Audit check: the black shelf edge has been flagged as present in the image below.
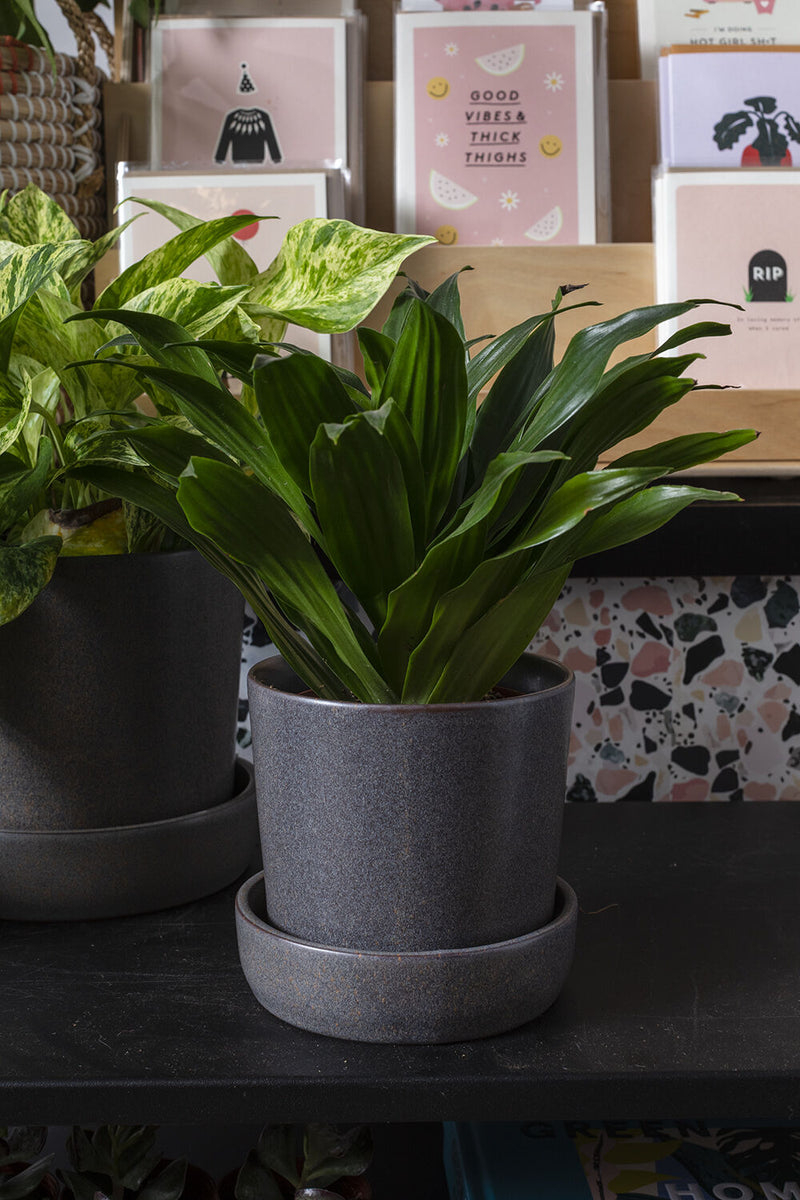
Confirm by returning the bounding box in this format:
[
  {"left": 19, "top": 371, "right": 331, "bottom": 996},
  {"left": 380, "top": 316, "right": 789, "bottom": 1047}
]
[{"left": 571, "top": 476, "right": 800, "bottom": 577}]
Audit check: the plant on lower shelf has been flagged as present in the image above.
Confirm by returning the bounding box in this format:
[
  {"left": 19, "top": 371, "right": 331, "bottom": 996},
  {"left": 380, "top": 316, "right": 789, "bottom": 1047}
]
[
  {"left": 71, "top": 263, "right": 758, "bottom": 704},
  {"left": 0, "top": 184, "right": 431, "bottom": 625},
  {"left": 0, "top": 1129, "right": 55, "bottom": 1200},
  {"left": 233, "top": 1126, "right": 372, "bottom": 1200},
  {"left": 59, "top": 1126, "right": 190, "bottom": 1200}
]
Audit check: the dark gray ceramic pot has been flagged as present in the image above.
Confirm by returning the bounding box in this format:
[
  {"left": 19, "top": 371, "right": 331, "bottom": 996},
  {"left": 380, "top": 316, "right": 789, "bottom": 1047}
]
[
  {"left": 0, "top": 550, "right": 242, "bottom": 831},
  {"left": 0, "top": 550, "right": 256, "bottom": 919},
  {"left": 246, "top": 652, "right": 575, "bottom": 953}
]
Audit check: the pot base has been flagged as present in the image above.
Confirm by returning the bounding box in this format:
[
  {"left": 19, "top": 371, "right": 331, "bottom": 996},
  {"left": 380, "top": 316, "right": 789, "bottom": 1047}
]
[
  {"left": 235, "top": 872, "right": 578, "bottom": 1044},
  {"left": 0, "top": 759, "right": 259, "bottom": 921}
]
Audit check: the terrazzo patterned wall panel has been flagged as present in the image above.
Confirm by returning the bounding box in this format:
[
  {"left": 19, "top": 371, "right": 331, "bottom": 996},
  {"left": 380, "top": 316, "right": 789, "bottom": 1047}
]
[{"left": 528, "top": 576, "right": 800, "bottom": 803}]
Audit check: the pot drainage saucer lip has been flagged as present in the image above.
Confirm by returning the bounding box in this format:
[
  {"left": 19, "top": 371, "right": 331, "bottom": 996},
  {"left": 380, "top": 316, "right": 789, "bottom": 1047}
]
[
  {"left": 0, "top": 758, "right": 260, "bottom": 922},
  {"left": 235, "top": 872, "right": 578, "bottom": 1045}
]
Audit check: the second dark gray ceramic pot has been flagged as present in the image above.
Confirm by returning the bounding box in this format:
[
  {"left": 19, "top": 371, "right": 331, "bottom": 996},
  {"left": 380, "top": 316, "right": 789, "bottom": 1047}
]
[
  {"left": 0, "top": 550, "right": 244, "bottom": 832},
  {"left": 247, "top": 652, "right": 575, "bottom": 953}
]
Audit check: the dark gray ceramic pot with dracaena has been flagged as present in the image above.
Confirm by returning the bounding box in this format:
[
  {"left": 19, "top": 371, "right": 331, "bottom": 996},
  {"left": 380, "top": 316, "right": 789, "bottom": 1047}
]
[{"left": 77, "top": 230, "right": 757, "bottom": 1040}]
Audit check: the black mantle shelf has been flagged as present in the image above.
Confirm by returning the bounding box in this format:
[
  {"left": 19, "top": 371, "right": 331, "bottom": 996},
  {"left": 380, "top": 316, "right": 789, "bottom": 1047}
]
[
  {"left": 2, "top": 802, "right": 799, "bottom": 1125},
  {"left": 572, "top": 475, "right": 800, "bottom": 577}
]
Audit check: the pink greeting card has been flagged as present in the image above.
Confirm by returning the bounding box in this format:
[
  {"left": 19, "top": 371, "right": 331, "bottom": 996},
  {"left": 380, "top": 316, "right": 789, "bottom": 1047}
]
[
  {"left": 150, "top": 17, "right": 349, "bottom": 171},
  {"left": 654, "top": 168, "right": 800, "bottom": 389},
  {"left": 394, "top": 10, "right": 597, "bottom": 247},
  {"left": 116, "top": 166, "right": 341, "bottom": 358}
]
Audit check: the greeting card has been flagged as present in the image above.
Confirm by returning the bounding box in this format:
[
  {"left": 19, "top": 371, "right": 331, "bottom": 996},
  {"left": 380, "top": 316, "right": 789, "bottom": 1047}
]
[
  {"left": 394, "top": 9, "right": 599, "bottom": 247},
  {"left": 659, "top": 45, "right": 800, "bottom": 168},
  {"left": 654, "top": 167, "right": 800, "bottom": 389},
  {"left": 150, "top": 17, "right": 362, "bottom": 215},
  {"left": 116, "top": 166, "right": 344, "bottom": 358},
  {"left": 637, "top": 0, "right": 800, "bottom": 81}
]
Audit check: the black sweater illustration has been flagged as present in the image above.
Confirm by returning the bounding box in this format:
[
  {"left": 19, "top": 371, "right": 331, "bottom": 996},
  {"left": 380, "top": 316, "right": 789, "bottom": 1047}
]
[{"left": 214, "top": 107, "right": 282, "bottom": 164}]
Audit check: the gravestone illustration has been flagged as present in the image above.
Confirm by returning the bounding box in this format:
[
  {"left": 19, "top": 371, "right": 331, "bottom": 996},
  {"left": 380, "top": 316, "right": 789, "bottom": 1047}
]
[{"left": 748, "top": 249, "right": 788, "bottom": 302}]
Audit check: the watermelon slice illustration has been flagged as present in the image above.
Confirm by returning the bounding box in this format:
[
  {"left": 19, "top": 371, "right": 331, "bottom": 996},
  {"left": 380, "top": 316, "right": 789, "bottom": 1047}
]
[
  {"left": 430, "top": 169, "right": 478, "bottom": 210},
  {"left": 524, "top": 206, "right": 563, "bottom": 242},
  {"left": 476, "top": 44, "right": 525, "bottom": 76}
]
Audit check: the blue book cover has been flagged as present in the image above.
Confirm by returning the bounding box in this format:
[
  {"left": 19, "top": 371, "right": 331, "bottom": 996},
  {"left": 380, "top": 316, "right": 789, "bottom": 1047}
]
[{"left": 444, "top": 1122, "right": 800, "bottom": 1200}]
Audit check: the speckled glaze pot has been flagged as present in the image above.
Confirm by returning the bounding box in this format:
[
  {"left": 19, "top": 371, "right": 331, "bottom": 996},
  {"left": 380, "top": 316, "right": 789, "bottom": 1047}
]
[
  {"left": 0, "top": 550, "right": 255, "bottom": 919},
  {"left": 240, "top": 652, "right": 576, "bottom": 1041}
]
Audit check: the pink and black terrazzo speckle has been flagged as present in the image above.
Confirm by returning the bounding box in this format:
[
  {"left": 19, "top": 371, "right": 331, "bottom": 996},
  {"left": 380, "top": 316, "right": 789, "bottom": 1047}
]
[{"left": 529, "top": 575, "right": 800, "bottom": 802}]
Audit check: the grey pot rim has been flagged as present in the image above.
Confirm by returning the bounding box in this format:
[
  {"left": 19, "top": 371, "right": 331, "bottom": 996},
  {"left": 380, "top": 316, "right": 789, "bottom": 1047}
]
[
  {"left": 237, "top": 872, "right": 577, "bottom": 959},
  {"left": 0, "top": 758, "right": 253, "bottom": 839},
  {"left": 248, "top": 650, "right": 574, "bottom": 712}
]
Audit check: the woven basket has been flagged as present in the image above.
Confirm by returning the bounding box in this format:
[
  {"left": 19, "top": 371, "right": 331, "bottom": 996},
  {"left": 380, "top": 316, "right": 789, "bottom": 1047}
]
[{"left": 0, "top": 0, "right": 116, "bottom": 237}]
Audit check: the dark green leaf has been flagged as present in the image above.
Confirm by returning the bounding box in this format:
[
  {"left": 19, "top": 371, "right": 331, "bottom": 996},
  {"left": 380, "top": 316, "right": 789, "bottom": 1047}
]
[
  {"left": 69, "top": 307, "right": 220, "bottom": 385},
  {"left": 254, "top": 1127, "right": 299, "bottom": 1188},
  {"left": 466, "top": 298, "right": 599, "bottom": 402},
  {"left": 610, "top": 428, "right": 758, "bottom": 474},
  {"left": 515, "top": 301, "right": 734, "bottom": 454},
  {"left": 381, "top": 299, "right": 467, "bottom": 534},
  {"left": 137, "top": 1158, "right": 187, "bottom": 1200},
  {"left": 254, "top": 354, "right": 361, "bottom": 496},
  {"left": 234, "top": 1153, "right": 285, "bottom": 1200},
  {"left": 177, "top": 458, "right": 396, "bottom": 702},
  {"left": 424, "top": 563, "right": 571, "bottom": 703},
  {"left": 424, "top": 267, "right": 473, "bottom": 341},
  {"left": 357, "top": 326, "right": 395, "bottom": 402},
  {"left": 470, "top": 316, "right": 556, "bottom": 477},
  {"left": 301, "top": 1126, "right": 372, "bottom": 1189},
  {"left": 67, "top": 463, "right": 351, "bottom": 700},
  {"left": 310, "top": 411, "right": 416, "bottom": 628}
]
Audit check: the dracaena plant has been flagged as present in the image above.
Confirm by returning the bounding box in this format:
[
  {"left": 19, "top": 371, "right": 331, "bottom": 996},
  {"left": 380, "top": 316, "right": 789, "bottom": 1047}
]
[
  {"left": 70, "top": 253, "right": 757, "bottom": 705},
  {"left": 0, "top": 183, "right": 431, "bottom": 624}
]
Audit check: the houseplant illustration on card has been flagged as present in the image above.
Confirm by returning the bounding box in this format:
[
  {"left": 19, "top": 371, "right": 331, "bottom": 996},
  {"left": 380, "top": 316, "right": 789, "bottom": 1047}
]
[
  {"left": 70, "top": 218, "right": 757, "bottom": 1041},
  {"left": 0, "top": 187, "right": 427, "bottom": 922},
  {"left": 215, "top": 62, "right": 282, "bottom": 166},
  {"left": 714, "top": 95, "right": 800, "bottom": 166}
]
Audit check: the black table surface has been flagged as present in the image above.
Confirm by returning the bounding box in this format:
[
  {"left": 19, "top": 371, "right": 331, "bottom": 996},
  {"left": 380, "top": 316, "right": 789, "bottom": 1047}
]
[{"left": 2, "top": 802, "right": 799, "bottom": 1126}]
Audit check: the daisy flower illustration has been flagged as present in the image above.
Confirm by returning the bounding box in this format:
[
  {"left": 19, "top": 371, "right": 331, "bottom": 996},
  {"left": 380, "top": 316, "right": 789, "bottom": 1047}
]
[
  {"left": 544, "top": 71, "right": 564, "bottom": 92},
  {"left": 491, "top": 237, "right": 505, "bottom": 246},
  {"left": 499, "top": 190, "right": 519, "bottom": 212},
  {"left": 444, "top": 41, "right": 459, "bottom": 57},
  {"left": 434, "top": 131, "right": 450, "bottom": 148}
]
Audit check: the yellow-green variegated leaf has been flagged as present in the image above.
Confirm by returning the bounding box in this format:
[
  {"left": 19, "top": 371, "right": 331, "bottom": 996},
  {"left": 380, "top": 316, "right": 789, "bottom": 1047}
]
[
  {"left": 249, "top": 219, "right": 435, "bottom": 334},
  {"left": 0, "top": 535, "right": 62, "bottom": 625},
  {"left": 21, "top": 505, "right": 127, "bottom": 556},
  {"left": 0, "top": 242, "right": 89, "bottom": 323},
  {"left": 119, "top": 278, "right": 251, "bottom": 340},
  {"left": 96, "top": 213, "right": 269, "bottom": 310},
  {"left": 0, "top": 183, "right": 79, "bottom": 246},
  {"left": 0, "top": 372, "right": 32, "bottom": 454},
  {"left": 119, "top": 196, "right": 260, "bottom": 286}
]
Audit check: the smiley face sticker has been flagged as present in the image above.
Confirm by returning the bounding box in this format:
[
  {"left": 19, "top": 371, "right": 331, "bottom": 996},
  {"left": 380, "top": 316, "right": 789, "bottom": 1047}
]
[
  {"left": 435, "top": 224, "right": 458, "bottom": 245},
  {"left": 427, "top": 77, "right": 450, "bottom": 100},
  {"left": 539, "top": 135, "right": 562, "bottom": 158}
]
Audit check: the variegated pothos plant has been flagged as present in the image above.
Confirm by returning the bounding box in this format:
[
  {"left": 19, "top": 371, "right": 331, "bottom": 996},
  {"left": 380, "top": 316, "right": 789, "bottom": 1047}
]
[{"left": 0, "top": 184, "right": 431, "bottom": 623}]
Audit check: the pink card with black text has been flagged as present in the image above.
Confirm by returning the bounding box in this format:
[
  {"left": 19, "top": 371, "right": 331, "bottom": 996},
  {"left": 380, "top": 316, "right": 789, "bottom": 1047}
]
[{"left": 394, "top": 9, "right": 598, "bottom": 247}]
